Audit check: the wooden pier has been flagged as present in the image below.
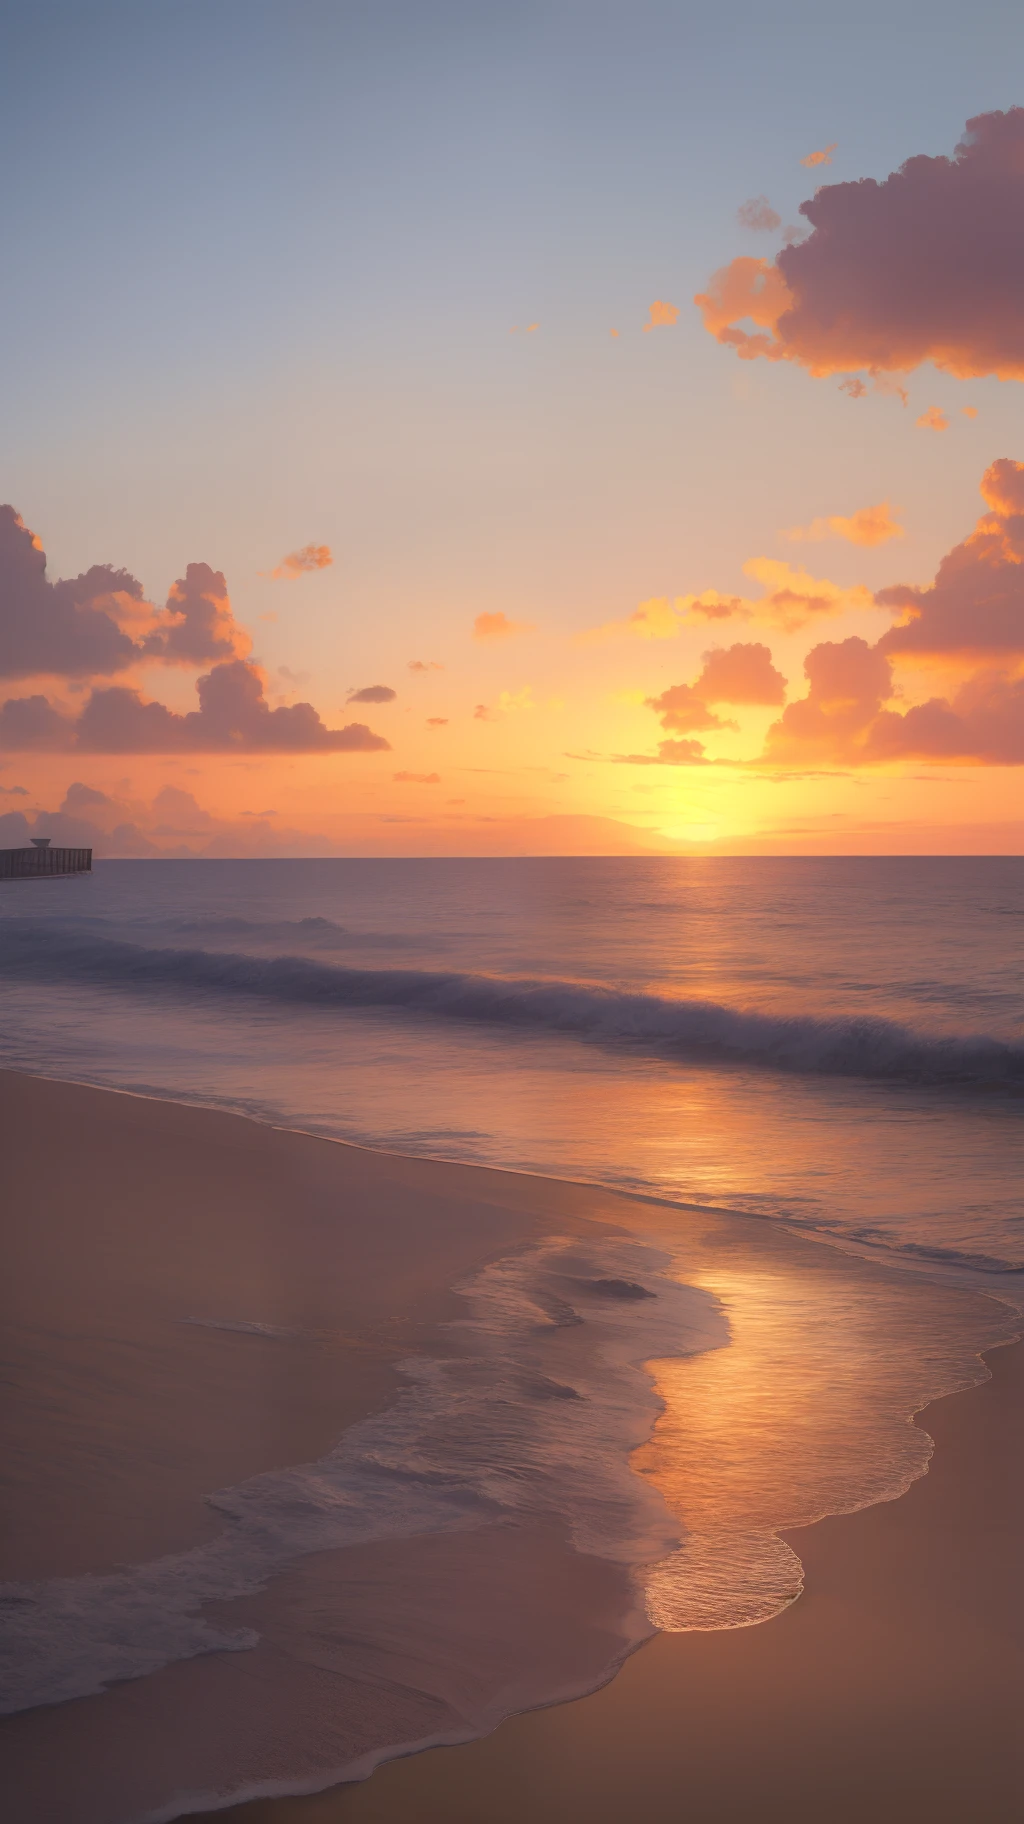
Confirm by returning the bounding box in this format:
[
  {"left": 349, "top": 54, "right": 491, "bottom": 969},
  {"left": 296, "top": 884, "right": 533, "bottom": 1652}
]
[{"left": 0, "top": 838, "right": 92, "bottom": 881}]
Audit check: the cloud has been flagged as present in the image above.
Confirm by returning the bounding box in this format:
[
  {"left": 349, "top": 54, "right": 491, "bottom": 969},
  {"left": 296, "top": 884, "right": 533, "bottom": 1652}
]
[
  {"left": 839, "top": 377, "right": 868, "bottom": 398},
  {"left": 876, "top": 458, "right": 1024, "bottom": 660},
  {"left": 408, "top": 659, "right": 444, "bottom": 672},
  {"left": 577, "top": 596, "right": 683, "bottom": 645},
  {"left": 800, "top": 142, "right": 837, "bottom": 169},
  {"left": 393, "top": 771, "right": 441, "bottom": 783},
  {"left": 472, "top": 612, "right": 534, "bottom": 640},
  {"left": 626, "top": 642, "right": 788, "bottom": 766},
  {"left": 347, "top": 684, "right": 396, "bottom": 703},
  {"left": 582, "top": 563, "right": 875, "bottom": 645},
  {"left": 963, "top": 406, "right": 979, "bottom": 419},
  {"left": 697, "top": 110, "right": 1024, "bottom": 381},
  {"left": 142, "top": 563, "right": 251, "bottom": 665},
  {"left": 693, "top": 642, "right": 788, "bottom": 704},
  {"left": 0, "top": 659, "right": 391, "bottom": 754},
  {"left": 426, "top": 717, "right": 449, "bottom": 726},
  {"left": 737, "top": 196, "right": 781, "bottom": 232},
  {"left": 685, "top": 558, "right": 874, "bottom": 633},
  {"left": 643, "top": 300, "right": 680, "bottom": 332},
  {"left": 268, "top": 544, "right": 332, "bottom": 580},
  {"left": 0, "top": 505, "right": 146, "bottom": 680},
  {"left": 783, "top": 502, "right": 904, "bottom": 548},
  {"left": 762, "top": 637, "right": 1024, "bottom": 766},
  {"left": 473, "top": 703, "right": 493, "bottom": 721},
  {"left": 916, "top": 407, "right": 949, "bottom": 432}
]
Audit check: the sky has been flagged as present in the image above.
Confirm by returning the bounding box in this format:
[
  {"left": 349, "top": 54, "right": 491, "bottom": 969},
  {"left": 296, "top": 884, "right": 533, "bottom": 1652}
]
[{"left": 2, "top": 0, "right": 1024, "bottom": 856}]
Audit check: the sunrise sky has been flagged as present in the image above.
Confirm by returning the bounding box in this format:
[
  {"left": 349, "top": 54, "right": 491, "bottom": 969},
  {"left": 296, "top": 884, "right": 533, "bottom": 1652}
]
[{"left": 3, "top": 0, "right": 1024, "bottom": 856}]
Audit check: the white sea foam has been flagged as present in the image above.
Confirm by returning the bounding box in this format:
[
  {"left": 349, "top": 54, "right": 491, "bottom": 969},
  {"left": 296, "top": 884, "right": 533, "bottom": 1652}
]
[{"left": 0, "top": 1233, "right": 725, "bottom": 1716}]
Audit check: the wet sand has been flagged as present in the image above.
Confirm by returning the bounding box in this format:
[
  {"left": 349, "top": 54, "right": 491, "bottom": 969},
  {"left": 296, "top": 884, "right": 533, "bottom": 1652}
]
[
  {"left": 1, "top": 1069, "right": 1021, "bottom": 1824},
  {"left": 218, "top": 1339, "right": 1024, "bottom": 1824}
]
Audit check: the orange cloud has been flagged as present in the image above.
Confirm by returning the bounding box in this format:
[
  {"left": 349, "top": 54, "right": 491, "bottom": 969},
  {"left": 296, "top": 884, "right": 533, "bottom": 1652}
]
[
  {"left": 624, "top": 642, "right": 788, "bottom": 766},
  {"left": 686, "top": 558, "right": 875, "bottom": 633},
  {"left": 783, "top": 502, "right": 904, "bottom": 548},
  {"left": 643, "top": 300, "right": 680, "bottom": 332},
  {"left": 394, "top": 771, "right": 441, "bottom": 783},
  {"left": 426, "top": 716, "right": 448, "bottom": 727},
  {"left": 737, "top": 196, "right": 781, "bottom": 232},
  {"left": 839, "top": 377, "right": 867, "bottom": 398},
  {"left": 408, "top": 659, "right": 443, "bottom": 672},
  {"left": 916, "top": 407, "right": 949, "bottom": 432},
  {"left": 800, "top": 142, "right": 837, "bottom": 169},
  {"left": 963, "top": 406, "right": 979, "bottom": 418},
  {"left": 472, "top": 612, "right": 534, "bottom": 640},
  {"left": 268, "top": 544, "right": 333, "bottom": 580},
  {"left": 698, "top": 111, "right": 1024, "bottom": 382}
]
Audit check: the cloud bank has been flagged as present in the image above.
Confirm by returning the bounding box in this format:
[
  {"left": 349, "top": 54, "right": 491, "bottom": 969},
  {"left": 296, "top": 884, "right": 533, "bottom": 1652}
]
[
  {"left": 697, "top": 110, "right": 1024, "bottom": 381},
  {"left": 0, "top": 660, "right": 390, "bottom": 753}
]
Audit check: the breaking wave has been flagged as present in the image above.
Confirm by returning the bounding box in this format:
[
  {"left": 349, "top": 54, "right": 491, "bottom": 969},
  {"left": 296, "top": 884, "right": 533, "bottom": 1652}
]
[{"left": 1, "top": 922, "right": 1022, "bottom": 1087}]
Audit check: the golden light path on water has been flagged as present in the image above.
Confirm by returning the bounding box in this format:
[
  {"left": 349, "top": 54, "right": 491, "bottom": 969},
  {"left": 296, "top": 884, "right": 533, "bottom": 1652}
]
[{"left": 603, "top": 1206, "right": 1020, "bottom": 1631}]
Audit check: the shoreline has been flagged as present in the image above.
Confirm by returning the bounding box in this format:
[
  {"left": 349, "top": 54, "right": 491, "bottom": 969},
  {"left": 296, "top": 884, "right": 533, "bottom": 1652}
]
[
  {"left": 203, "top": 1334, "right": 1024, "bottom": 1824},
  {"left": 1, "top": 1068, "right": 1020, "bottom": 1824}
]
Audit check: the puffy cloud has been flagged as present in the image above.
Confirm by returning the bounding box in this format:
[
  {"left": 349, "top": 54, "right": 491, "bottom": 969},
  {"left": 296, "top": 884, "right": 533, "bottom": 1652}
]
[
  {"left": 473, "top": 612, "right": 534, "bottom": 640},
  {"left": 694, "top": 642, "right": 788, "bottom": 704},
  {"left": 0, "top": 659, "right": 391, "bottom": 754},
  {"left": 762, "top": 637, "right": 1024, "bottom": 766},
  {"left": 643, "top": 300, "right": 680, "bottom": 332},
  {"left": 394, "top": 771, "right": 441, "bottom": 783},
  {"left": 630, "top": 642, "right": 788, "bottom": 765},
  {"left": 801, "top": 142, "right": 837, "bottom": 169},
  {"left": 685, "top": 558, "right": 874, "bottom": 633},
  {"left": 347, "top": 684, "right": 397, "bottom": 703},
  {"left": 916, "top": 407, "right": 949, "bottom": 432},
  {"left": 582, "top": 563, "right": 874, "bottom": 645},
  {"left": 0, "top": 505, "right": 145, "bottom": 679},
  {"left": 268, "top": 544, "right": 333, "bottom": 580},
  {"left": 839, "top": 377, "right": 868, "bottom": 398},
  {"left": 644, "top": 683, "right": 734, "bottom": 735},
  {"left": 737, "top": 196, "right": 781, "bottom": 232},
  {"left": 697, "top": 110, "right": 1024, "bottom": 381},
  {"left": 783, "top": 501, "right": 904, "bottom": 547},
  {"left": 963, "top": 406, "right": 979, "bottom": 419},
  {"left": 142, "top": 563, "right": 251, "bottom": 665},
  {"left": 876, "top": 458, "right": 1024, "bottom": 660}
]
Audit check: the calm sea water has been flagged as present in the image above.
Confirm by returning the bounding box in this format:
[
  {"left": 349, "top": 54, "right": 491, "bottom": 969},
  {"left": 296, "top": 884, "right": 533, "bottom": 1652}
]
[
  {"left": 2, "top": 855, "right": 1022, "bottom": 1271},
  {"left": 2, "top": 857, "right": 1022, "bottom": 1819}
]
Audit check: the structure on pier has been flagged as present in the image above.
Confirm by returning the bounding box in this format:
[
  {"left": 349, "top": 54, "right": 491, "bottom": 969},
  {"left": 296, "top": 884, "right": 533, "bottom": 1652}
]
[{"left": 0, "top": 837, "right": 92, "bottom": 881}]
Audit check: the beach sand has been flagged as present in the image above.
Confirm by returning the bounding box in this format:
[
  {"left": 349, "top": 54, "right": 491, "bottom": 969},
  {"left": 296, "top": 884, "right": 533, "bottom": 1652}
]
[{"left": 1, "top": 1069, "right": 1021, "bottom": 1823}]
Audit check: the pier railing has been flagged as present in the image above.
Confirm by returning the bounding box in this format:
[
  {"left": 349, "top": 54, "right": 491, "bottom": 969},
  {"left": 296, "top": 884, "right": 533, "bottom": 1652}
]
[{"left": 0, "top": 845, "right": 93, "bottom": 880}]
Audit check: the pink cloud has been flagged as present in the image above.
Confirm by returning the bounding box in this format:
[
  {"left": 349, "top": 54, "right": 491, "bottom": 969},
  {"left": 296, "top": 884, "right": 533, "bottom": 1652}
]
[
  {"left": 347, "top": 684, "right": 396, "bottom": 703},
  {"left": 268, "top": 544, "right": 333, "bottom": 580},
  {"left": 633, "top": 643, "right": 788, "bottom": 764},
  {"left": 142, "top": 563, "right": 251, "bottom": 665},
  {"left": 800, "top": 142, "right": 837, "bottom": 169},
  {"left": 876, "top": 458, "right": 1024, "bottom": 660},
  {"left": 0, "top": 660, "right": 391, "bottom": 754},
  {"left": 697, "top": 110, "right": 1024, "bottom": 381},
  {"left": 737, "top": 196, "right": 781, "bottom": 232},
  {"left": 408, "top": 659, "right": 444, "bottom": 672},
  {"left": 0, "top": 505, "right": 145, "bottom": 679},
  {"left": 916, "top": 407, "right": 949, "bottom": 432}
]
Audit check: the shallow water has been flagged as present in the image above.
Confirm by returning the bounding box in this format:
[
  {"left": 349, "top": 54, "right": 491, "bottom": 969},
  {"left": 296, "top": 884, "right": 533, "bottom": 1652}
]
[{"left": 1, "top": 857, "right": 1021, "bottom": 1820}]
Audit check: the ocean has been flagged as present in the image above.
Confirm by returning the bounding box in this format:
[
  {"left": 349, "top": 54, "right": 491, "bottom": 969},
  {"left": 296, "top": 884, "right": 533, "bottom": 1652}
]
[{"left": 1, "top": 856, "right": 1022, "bottom": 1816}]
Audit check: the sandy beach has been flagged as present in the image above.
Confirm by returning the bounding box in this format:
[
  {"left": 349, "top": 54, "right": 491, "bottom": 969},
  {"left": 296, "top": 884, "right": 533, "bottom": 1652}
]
[{"left": 1, "top": 1069, "right": 1020, "bottom": 1823}]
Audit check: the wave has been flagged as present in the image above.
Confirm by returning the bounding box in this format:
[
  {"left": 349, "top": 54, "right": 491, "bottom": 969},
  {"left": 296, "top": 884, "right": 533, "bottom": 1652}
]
[
  {"left": 2, "top": 922, "right": 1023, "bottom": 1086},
  {"left": 0, "top": 1235, "right": 724, "bottom": 1715}
]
